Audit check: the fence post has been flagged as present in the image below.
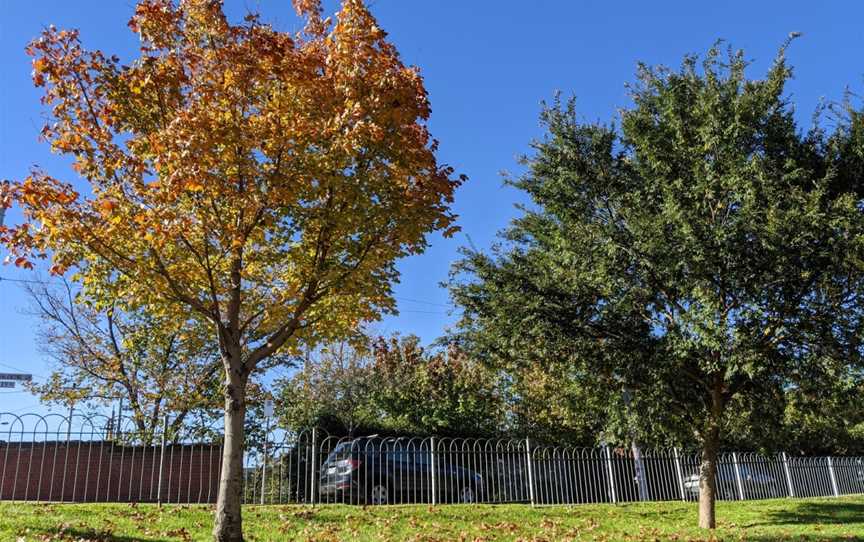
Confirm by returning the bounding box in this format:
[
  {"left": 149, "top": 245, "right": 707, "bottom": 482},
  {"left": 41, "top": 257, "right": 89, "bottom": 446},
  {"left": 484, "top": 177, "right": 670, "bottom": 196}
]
[
  {"left": 781, "top": 452, "right": 794, "bottom": 498},
  {"left": 732, "top": 452, "right": 744, "bottom": 501},
  {"left": 525, "top": 438, "right": 535, "bottom": 507},
  {"left": 309, "top": 428, "right": 318, "bottom": 506},
  {"left": 673, "top": 447, "right": 685, "bottom": 501},
  {"left": 260, "top": 417, "right": 269, "bottom": 505},
  {"left": 430, "top": 437, "right": 437, "bottom": 506},
  {"left": 827, "top": 456, "right": 839, "bottom": 497},
  {"left": 604, "top": 445, "right": 617, "bottom": 504},
  {"left": 157, "top": 414, "right": 167, "bottom": 507}
]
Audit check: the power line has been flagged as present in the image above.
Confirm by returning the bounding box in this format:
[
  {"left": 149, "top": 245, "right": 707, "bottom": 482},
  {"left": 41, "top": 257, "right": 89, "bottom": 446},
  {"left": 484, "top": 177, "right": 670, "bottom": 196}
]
[
  {"left": 394, "top": 296, "right": 454, "bottom": 308},
  {"left": 0, "top": 275, "right": 53, "bottom": 285},
  {"left": 5, "top": 402, "right": 44, "bottom": 413},
  {"left": 1, "top": 276, "right": 459, "bottom": 309},
  {"left": 0, "top": 361, "right": 46, "bottom": 381},
  {"left": 0, "top": 362, "right": 31, "bottom": 372}
]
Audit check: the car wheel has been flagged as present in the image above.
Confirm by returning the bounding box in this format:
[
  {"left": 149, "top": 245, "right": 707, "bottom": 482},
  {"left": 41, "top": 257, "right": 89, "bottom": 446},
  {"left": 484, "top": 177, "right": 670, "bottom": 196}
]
[
  {"left": 458, "top": 485, "right": 476, "bottom": 503},
  {"left": 369, "top": 483, "right": 389, "bottom": 505}
]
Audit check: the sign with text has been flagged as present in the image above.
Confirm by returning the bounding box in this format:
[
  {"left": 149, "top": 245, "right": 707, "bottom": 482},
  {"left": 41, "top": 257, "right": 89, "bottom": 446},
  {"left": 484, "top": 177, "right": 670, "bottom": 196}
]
[
  {"left": 0, "top": 373, "right": 32, "bottom": 382},
  {"left": 0, "top": 381, "right": 15, "bottom": 388}
]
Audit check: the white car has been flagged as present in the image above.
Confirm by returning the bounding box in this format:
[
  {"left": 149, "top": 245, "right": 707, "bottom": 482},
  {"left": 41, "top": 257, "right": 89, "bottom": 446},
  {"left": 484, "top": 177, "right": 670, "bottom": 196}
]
[{"left": 683, "top": 466, "right": 781, "bottom": 499}]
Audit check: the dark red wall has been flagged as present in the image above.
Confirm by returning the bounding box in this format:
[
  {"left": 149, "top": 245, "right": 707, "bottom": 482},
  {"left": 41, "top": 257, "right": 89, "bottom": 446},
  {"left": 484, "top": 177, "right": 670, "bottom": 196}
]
[{"left": 0, "top": 441, "right": 222, "bottom": 503}]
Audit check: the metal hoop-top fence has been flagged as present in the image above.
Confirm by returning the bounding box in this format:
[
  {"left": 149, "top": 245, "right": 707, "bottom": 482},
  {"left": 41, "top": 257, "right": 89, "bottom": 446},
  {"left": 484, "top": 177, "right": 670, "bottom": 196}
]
[{"left": 1, "top": 412, "right": 862, "bottom": 505}]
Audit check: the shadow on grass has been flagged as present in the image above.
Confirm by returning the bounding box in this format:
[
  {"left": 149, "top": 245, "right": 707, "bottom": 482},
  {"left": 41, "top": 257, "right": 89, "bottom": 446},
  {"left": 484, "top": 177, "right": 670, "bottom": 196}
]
[
  {"left": 762, "top": 501, "right": 864, "bottom": 526},
  {"left": 23, "top": 526, "right": 174, "bottom": 542},
  {"left": 743, "top": 536, "right": 864, "bottom": 542},
  {"left": 727, "top": 500, "right": 864, "bottom": 541}
]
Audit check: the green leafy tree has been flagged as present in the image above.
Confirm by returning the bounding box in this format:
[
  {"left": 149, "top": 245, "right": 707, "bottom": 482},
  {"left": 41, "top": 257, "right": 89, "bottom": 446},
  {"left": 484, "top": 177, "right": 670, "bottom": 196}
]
[
  {"left": 276, "top": 334, "right": 508, "bottom": 438},
  {"left": 449, "top": 41, "right": 864, "bottom": 528},
  {"left": 503, "top": 362, "right": 612, "bottom": 445},
  {"left": 781, "top": 378, "right": 864, "bottom": 455},
  {"left": 370, "top": 334, "right": 506, "bottom": 437},
  {"left": 277, "top": 340, "right": 378, "bottom": 436}
]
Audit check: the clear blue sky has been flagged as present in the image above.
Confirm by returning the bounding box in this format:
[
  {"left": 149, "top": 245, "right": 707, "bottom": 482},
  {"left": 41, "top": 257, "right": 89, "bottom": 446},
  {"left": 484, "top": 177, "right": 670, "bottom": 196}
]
[{"left": 0, "top": 0, "right": 861, "bottom": 414}]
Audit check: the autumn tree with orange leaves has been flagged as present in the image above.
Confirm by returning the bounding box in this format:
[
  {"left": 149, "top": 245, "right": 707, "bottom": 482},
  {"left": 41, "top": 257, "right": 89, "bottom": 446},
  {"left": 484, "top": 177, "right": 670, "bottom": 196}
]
[{"left": 0, "top": 0, "right": 462, "bottom": 539}]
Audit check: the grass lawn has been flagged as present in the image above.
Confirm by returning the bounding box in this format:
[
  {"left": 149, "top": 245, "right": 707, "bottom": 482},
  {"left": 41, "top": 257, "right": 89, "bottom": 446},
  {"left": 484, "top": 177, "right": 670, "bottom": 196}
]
[{"left": 1, "top": 496, "right": 862, "bottom": 541}]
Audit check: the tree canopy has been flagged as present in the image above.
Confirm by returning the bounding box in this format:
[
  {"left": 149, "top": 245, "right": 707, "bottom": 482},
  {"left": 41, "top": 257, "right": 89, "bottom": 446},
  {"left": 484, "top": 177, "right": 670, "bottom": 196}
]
[
  {"left": 276, "top": 333, "right": 613, "bottom": 443},
  {"left": 277, "top": 335, "right": 507, "bottom": 438},
  {"left": 0, "top": 1, "right": 462, "bottom": 539},
  {"left": 448, "top": 42, "right": 864, "bottom": 528}
]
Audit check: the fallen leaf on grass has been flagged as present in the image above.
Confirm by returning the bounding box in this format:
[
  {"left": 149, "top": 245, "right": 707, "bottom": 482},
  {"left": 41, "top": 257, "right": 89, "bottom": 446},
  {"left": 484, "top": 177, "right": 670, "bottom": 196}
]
[{"left": 165, "top": 527, "right": 192, "bottom": 542}]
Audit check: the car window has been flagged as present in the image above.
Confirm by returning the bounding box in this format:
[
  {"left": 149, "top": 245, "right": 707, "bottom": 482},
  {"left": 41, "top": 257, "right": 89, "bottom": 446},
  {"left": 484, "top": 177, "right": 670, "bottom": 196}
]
[
  {"left": 388, "top": 449, "right": 431, "bottom": 464},
  {"left": 413, "top": 450, "right": 432, "bottom": 465}
]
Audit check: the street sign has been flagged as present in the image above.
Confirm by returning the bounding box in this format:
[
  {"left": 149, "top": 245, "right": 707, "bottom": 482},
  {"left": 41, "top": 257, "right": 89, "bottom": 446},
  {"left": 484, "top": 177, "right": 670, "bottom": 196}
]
[
  {"left": 0, "top": 381, "right": 14, "bottom": 388},
  {"left": 0, "top": 373, "right": 32, "bottom": 382},
  {"left": 263, "top": 400, "right": 274, "bottom": 418}
]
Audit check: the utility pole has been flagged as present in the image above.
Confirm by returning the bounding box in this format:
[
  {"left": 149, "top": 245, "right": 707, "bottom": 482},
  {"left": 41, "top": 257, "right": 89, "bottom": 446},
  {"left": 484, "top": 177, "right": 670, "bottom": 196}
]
[
  {"left": 116, "top": 396, "right": 124, "bottom": 438},
  {"left": 59, "top": 385, "right": 91, "bottom": 440},
  {"left": 67, "top": 402, "right": 74, "bottom": 440},
  {"left": 107, "top": 407, "right": 115, "bottom": 439},
  {"left": 261, "top": 400, "right": 274, "bottom": 505}
]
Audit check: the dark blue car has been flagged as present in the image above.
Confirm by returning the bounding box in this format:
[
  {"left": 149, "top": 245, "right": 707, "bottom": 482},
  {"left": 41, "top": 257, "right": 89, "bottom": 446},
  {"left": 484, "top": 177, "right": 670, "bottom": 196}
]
[{"left": 318, "top": 438, "right": 483, "bottom": 505}]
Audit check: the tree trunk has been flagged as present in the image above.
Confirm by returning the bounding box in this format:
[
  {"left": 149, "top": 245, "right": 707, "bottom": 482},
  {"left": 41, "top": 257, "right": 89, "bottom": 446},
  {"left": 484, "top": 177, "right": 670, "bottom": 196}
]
[
  {"left": 698, "top": 428, "right": 720, "bottom": 528},
  {"left": 213, "top": 371, "right": 247, "bottom": 542},
  {"left": 698, "top": 377, "right": 724, "bottom": 529}
]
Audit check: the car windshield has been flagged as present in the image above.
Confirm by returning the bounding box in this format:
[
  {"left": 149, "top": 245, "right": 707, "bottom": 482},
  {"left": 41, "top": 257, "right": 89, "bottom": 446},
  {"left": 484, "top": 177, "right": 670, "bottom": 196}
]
[
  {"left": 323, "top": 440, "right": 364, "bottom": 463},
  {"left": 323, "top": 440, "right": 433, "bottom": 464}
]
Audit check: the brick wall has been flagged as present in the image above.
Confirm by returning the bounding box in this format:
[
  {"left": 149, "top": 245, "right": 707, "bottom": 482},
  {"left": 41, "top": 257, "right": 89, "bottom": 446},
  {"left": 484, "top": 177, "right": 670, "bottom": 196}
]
[{"left": 0, "top": 441, "right": 222, "bottom": 503}]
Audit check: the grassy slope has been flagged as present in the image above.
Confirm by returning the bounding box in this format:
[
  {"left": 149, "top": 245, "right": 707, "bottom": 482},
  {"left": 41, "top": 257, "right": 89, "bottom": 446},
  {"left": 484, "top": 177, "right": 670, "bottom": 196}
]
[{"left": 1, "top": 496, "right": 862, "bottom": 541}]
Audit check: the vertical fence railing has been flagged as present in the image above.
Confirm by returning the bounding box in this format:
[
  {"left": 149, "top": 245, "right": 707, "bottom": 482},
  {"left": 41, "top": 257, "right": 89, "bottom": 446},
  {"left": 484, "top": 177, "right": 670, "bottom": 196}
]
[
  {"left": 525, "top": 438, "right": 535, "bottom": 506},
  {"left": 429, "top": 436, "right": 437, "bottom": 505},
  {"left": 157, "top": 415, "right": 167, "bottom": 506},
  {"left": 0, "top": 411, "right": 862, "bottom": 506},
  {"left": 309, "top": 428, "right": 318, "bottom": 506}
]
